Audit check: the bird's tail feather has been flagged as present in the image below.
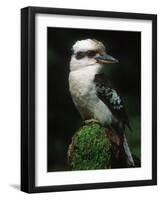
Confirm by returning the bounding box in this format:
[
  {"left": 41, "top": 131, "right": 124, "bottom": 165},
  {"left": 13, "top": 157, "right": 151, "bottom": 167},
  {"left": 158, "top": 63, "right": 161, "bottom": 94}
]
[
  {"left": 123, "top": 134, "right": 135, "bottom": 167},
  {"left": 106, "top": 128, "right": 135, "bottom": 167}
]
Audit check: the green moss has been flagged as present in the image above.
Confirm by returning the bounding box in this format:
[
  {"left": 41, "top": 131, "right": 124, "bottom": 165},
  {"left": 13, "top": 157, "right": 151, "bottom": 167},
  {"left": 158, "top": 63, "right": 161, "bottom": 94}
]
[{"left": 68, "top": 122, "right": 111, "bottom": 170}]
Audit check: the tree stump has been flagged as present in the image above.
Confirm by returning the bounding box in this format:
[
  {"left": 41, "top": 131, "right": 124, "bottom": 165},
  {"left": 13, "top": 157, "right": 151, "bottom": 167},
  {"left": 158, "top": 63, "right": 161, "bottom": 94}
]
[
  {"left": 67, "top": 121, "right": 141, "bottom": 170},
  {"left": 67, "top": 122, "right": 112, "bottom": 170}
]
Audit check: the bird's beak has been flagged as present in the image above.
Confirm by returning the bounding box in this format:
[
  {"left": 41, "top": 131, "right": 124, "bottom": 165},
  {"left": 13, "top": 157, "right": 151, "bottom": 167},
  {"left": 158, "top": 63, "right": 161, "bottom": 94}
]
[{"left": 96, "top": 54, "right": 119, "bottom": 64}]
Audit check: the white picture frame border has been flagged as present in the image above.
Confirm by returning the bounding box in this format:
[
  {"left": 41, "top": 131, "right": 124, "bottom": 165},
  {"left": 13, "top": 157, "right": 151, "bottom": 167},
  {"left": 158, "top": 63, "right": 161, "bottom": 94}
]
[{"left": 35, "top": 13, "right": 152, "bottom": 187}]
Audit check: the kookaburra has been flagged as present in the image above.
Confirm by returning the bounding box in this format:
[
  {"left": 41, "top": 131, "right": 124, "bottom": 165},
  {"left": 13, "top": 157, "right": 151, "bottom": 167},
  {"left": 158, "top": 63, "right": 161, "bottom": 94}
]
[{"left": 69, "top": 39, "right": 135, "bottom": 167}]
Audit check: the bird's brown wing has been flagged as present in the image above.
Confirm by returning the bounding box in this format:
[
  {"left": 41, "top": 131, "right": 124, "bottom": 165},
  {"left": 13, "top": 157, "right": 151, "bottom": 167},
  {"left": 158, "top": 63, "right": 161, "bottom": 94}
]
[{"left": 94, "top": 73, "right": 131, "bottom": 131}]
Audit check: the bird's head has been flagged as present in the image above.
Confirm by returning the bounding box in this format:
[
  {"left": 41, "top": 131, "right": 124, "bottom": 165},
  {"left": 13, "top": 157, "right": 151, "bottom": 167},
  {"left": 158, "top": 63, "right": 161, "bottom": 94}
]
[{"left": 70, "top": 39, "right": 118, "bottom": 72}]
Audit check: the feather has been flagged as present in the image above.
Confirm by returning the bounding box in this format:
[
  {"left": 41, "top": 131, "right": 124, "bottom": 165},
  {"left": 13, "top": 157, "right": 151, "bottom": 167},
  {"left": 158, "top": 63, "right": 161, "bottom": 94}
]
[{"left": 94, "top": 73, "right": 132, "bottom": 132}]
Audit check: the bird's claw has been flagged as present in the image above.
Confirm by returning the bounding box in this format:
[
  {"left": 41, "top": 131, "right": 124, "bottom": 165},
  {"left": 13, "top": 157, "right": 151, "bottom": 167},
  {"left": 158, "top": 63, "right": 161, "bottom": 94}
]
[{"left": 84, "top": 119, "right": 100, "bottom": 124}]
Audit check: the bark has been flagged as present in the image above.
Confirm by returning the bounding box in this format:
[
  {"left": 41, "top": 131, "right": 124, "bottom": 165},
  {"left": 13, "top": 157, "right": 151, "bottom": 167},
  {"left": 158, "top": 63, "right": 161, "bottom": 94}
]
[{"left": 67, "top": 121, "right": 141, "bottom": 170}]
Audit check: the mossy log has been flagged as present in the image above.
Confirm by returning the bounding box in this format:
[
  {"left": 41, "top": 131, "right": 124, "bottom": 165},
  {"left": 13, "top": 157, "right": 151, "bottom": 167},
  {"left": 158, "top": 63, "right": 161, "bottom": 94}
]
[
  {"left": 67, "top": 122, "right": 141, "bottom": 170},
  {"left": 67, "top": 122, "right": 112, "bottom": 170}
]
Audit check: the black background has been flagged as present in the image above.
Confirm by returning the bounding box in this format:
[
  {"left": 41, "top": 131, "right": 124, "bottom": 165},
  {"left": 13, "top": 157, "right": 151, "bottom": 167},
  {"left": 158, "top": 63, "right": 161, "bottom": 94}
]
[{"left": 47, "top": 27, "right": 141, "bottom": 172}]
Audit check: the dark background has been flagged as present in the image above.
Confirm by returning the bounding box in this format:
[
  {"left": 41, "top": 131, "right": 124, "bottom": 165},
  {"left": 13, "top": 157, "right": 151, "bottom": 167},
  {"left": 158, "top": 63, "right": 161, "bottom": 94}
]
[{"left": 47, "top": 27, "right": 141, "bottom": 172}]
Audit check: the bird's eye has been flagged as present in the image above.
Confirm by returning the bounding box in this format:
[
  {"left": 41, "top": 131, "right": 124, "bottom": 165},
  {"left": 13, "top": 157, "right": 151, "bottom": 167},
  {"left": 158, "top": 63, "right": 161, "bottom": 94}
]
[
  {"left": 75, "top": 51, "right": 85, "bottom": 60},
  {"left": 87, "top": 50, "right": 97, "bottom": 58}
]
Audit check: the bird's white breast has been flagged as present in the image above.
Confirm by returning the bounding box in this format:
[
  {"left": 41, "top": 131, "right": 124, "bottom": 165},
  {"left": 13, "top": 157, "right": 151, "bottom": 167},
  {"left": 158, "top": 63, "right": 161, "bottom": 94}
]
[{"left": 69, "top": 66, "right": 113, "bottom": 125}]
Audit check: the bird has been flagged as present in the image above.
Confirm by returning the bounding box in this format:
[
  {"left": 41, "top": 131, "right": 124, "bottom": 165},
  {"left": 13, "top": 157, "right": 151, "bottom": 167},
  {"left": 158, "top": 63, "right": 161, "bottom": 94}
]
[{"left": 69, "top": 38, "right": 135, "bottom": 167}]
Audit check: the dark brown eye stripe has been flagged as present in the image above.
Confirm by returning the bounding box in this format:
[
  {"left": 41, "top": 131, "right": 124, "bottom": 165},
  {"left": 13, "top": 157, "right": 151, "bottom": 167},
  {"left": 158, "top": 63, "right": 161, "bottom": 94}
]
[
  {"left": 87, "top": 50, "right": 97, "bottom": 58},
  {"left": 75, "top": 50, "right": 97, "bottom": 59},
  {"left": 75, "top": 51, "right": 86, "bottom": 59}
]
